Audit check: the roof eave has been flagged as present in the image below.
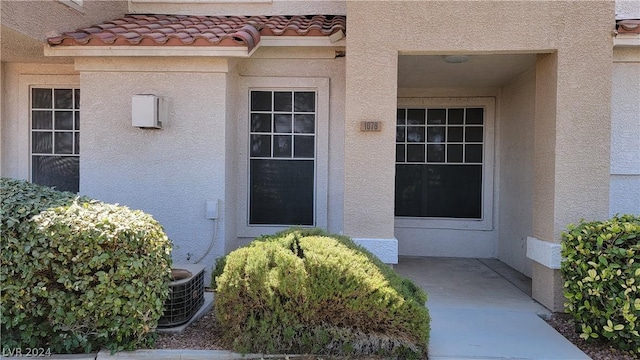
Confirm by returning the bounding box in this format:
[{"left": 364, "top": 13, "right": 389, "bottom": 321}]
[
  {"left": 614, "top": 35, "right": 640, "bottom": 47},
  {"left": 44, "top": 44, "right": 256, "bottom": 57}
]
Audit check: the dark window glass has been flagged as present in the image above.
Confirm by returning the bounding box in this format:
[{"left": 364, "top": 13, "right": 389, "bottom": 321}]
[
  {"left": 465, "top": 144, "right": 483, "bottom": 163},
  {"left": 294, "top": 92, "right": 315, "bottom": 112},
  {"left": 54, "top": 89, "right": 73, "bottom": 109},
  {"left": 250, "top": 159, "right": 314, "bottom": 225},
  {"left": 250, "top": 134, "right": 271, "bottom": 157},
  {"left": 74, "top": 89, "right": 80, "bottom": 109},
  {"left": 54, "top": 132, "right": 73, "bottom": 154},
  {"left": 294, "top": 135, "right": 314, "bottom": 158},
  {"left": 274, "top": 114, "right": 292, "bottom": 133},
  {"left": 273, "top": 135, "right": 292, "bottom": 158},
  {"left": 465, "top": 127, "right": 483, "bottom": 142},
  {"left": 447, "top": 144, "right": 463, "bottom": 163},
  {"left": 407, "top": 109, "right": 425, "bottom": 125},
  {"left": 427, "top": 144, "right": 445, "bottom": 162},
  {"left": 427, "top": 109, "right": 446, "bottom": 124},
  {"left": 294, "top": 114, "right": 314, "bottom": 134},
  {"left": 32, "top": 88, "right": 52, "bottom": 108},
  {"left": 251, "top": 91, "right": 272, "bottom": 111},
  {"left": 396, "top": 106, "right": 485, "bottom": 220},
  {"left": 251, "top": 113, "right": 272, "bottom": 132},
  {"left": 32, "top": 132, "right": 52, "bottom": 153},
  {"left": 448, "top": 108, "right": 464, "bottom": 124},
  {"left": 75, "top": 111, "right": 80, "bottom": 130},
  {"left": 396, "top": 126, "right": 406, "bottom": 142},
  {"left": 396, "top": 144, "right": 405, "bottom": 162},
  {"left": 466, "top": 108, "right": 484, "bottom": 124},
  {"left": 395, "top": 164, "right": 482, "bottom": 218},
  {"left": 274, "top": 92, "right": 292, "bottom": 112},
  {"left": 447, "top": 126, "right": 463, "bottom": 142},
  {"left": 406, "top": 144, "right": 425, "bottom": 162},
  {"left": 32, "top": 111, "right": 52, "bottom": 129},
  {"left": 427, "top": 127, "right": 445, "bottom": 143},
  {"left": 397, "top": 109, "right": 406, "bottom": 125},
  {"left": 407, "top": 126, "right": 425, "bottom": 142},
  {"left": 74, "top": 133, "right": 80, "bottom": 155},
  {"left": 55, "top": 111, "right": 74, "bottom": 130},
  {"left": 31, "top": 156, "right": 79, "bottom": 193}
]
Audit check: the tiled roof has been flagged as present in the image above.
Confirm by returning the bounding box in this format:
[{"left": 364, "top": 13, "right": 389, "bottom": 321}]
[
  {"left": 47, "top": 14, "right": 346, "bottom": 51},
  {"left": 617, "top": 19, "right": 640, "bottom": 34}
]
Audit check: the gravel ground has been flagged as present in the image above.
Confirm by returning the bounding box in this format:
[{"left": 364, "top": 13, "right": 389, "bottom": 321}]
[
  {"left": 544, "top": 313, "right": 637, "bottom": 360},
  {"left": 156, "top": 309, "right": 637, "bottom": 359}
]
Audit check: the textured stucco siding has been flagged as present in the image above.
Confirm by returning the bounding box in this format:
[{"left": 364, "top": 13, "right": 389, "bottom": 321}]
[
  {"left": 128, "top": 0, "right": 346, "bottom": 16},
  {"left": 497, "top": 69, "right": 536, "bottom": 277},
  {"left": 610, "top": 48, "right": 640, "bottom": 216},
  {"left": 78, "top": 59, "right": 230, "bottom": 266}
]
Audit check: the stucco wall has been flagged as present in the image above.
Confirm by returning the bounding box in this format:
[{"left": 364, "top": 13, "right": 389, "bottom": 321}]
[
  {"left": 345, "top": 1, "right": 612, "bottom": 243},
  {"left": 128, "top": 0, "right": 346, "bottom": 16},
  {"left": 610, "top": 47, "right": 640, "bottom": 216},
  {"left": 497, "top": 69, "right": 536, "bottom": 277},
  {"left": 77, "top": 57, "right": 231, "bottom": 267}
]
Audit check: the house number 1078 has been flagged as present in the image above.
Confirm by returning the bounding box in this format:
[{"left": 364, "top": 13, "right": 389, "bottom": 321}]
[{"left": 360, "top": 121, "right": 381, "bottom": 132}]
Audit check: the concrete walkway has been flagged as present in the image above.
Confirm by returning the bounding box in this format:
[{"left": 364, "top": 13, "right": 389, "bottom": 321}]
[{"left": 394, "top": 256, "right": 590, "bottom": 360}]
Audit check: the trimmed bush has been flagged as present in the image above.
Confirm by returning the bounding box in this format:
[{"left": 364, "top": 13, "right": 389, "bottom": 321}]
[
  {"left": 214, "top": 228, "right": 430, "bottom": 359},
  {"left": 561, "top": 214, "right": 640, "bottom": 354},
  {"left": 1, "top": 178, "right": 173, "bottom": 353}
]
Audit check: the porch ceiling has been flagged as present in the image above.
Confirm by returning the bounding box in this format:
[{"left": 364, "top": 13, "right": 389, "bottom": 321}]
[{"left": 398, "top": 54, "right": 537, "bottom": 89}]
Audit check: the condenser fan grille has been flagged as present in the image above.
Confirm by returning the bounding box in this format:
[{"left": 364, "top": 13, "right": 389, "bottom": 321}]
[{"left": 158, "top": 265, "right": 205, "bottom": 328}]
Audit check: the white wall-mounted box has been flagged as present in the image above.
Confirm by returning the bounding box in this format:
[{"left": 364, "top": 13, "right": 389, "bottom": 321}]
[{"left": 132, "top": 94, "right": 166, "bottom": 129}]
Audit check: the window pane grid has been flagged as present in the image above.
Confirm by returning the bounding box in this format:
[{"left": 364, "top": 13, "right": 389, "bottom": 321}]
[
  {"left": 250, "top": 91, "right": 316, "bottom": 160},
  {"left": 249, "top": 90, "right": 317, "bottom": 226},
  {"left": 396, "top": 107, "right": 484, "bottom": 165},
  {"left": 30, "top": 87, "right": 79, "bottom": 193}
]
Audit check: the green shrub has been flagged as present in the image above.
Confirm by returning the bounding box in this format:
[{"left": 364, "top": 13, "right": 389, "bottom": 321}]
[
  {"left": 561, "top": 214, "right": 640, "bottom": 354},
  {"left": 214, "top": 228, "right": 430, "bottom": 359},
  {"left": 1, "top": 178, "right": 173, "bottom": 353}
]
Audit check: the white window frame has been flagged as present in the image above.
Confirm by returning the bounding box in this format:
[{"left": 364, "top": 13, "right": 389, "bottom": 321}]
[
  {"left": 237, "top": 77, "right": 329, "bottom": 238},
  {"left": 394, "top": 97, "right": 495, "bottom": 231},
  {"left": 29, "top": 86, "right": 81, "bottom": 193},
  {"left": 17, "top": 75, "right": 80, "bottom": 183}
]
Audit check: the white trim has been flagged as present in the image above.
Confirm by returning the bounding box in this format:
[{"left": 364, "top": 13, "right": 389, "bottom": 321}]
[
  {"left": 614, "top": 36, "right": 640, "bottom": 47},
  {"left": 394, "top": 97, "right": 496, "bottom": 231},
  {"left": 352, "top": 238, "right": 398, "bottom": 264},
  {"left": 130, "top": 0, "right": 272, "bottom": 3},
  {"left": 45, "top": 45, "right": 254, "bottom": 58},
  {"left": 237, "top": 77, "right": 330, "bottom": 238},
  {"left": 260, "top": 36, "right": 346, "bottom": 48},
  {"left": 526, "top": 236, "right": 561, "bottom": 270},
  {"left": 58, "top": 0, "right": 84, "bottom": 14}
]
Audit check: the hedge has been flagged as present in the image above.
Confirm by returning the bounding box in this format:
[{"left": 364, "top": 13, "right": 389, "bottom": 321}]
[
  {"left": 214, "top": 228, "right": 430, "bottom": 359},
  {"left": 561, "top": 214, "right": 640, "bottom": 354},
  {"left": 1, "top": 178, "right": 173, "bottom": 353}
]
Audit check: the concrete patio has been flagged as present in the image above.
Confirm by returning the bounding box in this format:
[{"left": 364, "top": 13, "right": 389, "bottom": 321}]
[{"left": 395, "top": 256, "right": 589, "bottom": 360}]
